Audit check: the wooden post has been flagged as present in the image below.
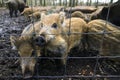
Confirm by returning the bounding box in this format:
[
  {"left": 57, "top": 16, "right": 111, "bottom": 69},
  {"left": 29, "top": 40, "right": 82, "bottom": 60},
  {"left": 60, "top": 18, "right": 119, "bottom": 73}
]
[
  {"left": 1, "top": 0, "right": 4, "bottom": 7},
  {"left": 95, "top": 0, "right": 99, "bottom": 8},
  {"left": 43, "top": 0, "right": 46, "bottom": 6},
  {"left": 72, "top": 0, "right": 75, "bottom": 7},
  {"left": 35, "top": 0, "right": 37, "bottom": 6},
  {"left": 110, "top": 0, "right": 113, "bottom": 4},
  {"left": 65, "top": 0, "right": 67, "bottom": 6},
  {"left": 53, "top": 0, "right": 55, "bottom": 6},
  {"left": 59, "top": 0, "right": 61, "bottom": 6},
  {"left": 89, "top": 0, "right": 92, "bottom": 6},
  {"left": 69, "top": 0, "right": 72, "bottom": 7},
  {"left": 39, "top": 0, "right": 42, "bottom": 6},
  {"left": 76, "top": 0, "right": 78, "bottom": 6}
]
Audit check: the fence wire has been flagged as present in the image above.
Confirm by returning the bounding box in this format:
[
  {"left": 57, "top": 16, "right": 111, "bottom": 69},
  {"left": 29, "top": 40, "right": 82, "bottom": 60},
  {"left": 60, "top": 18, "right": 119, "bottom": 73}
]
[{"left": 0, "top": 0, "right": 120, "bottom": 80}]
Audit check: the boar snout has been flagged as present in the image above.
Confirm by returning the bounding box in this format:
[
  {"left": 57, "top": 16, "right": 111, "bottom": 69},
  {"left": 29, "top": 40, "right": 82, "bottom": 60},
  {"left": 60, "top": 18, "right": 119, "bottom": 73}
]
[{"left": 35, "top": 36, "right": 46, "bottom": 46}]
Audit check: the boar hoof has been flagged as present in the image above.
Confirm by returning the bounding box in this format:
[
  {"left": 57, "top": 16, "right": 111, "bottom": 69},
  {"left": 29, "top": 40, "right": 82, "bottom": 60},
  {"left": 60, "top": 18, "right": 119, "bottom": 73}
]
[
  {"left": 23, "top": 70, "right": 33, "bottom": 79},
  {"left": 24, "top": 74, "right": 32, "bottom": 79}
]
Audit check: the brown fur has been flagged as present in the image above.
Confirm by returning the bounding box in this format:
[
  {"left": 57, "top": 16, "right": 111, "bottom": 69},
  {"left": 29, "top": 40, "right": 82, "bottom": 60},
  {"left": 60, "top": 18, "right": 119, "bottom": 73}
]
[
  {"left": 90, "top": 7, "right": 104, "bottom": 20},
  {"left": 21, "top": 7, "right": 47, "bottom": 18},
  {"left": 21, "top": 7, "right": 40, "bottom": 18},
  {"left": 10, "top": 12, "right": 87, "bottom": 77},
  {"left": 10, "top": 21, "right": 42, "bottom": 78},
  {"left": 9, "top": 12, "right": 63, "bottom": 78},
  {"left": 5, "top": 0, "right": 26, "bottom": 17},
  {"left": 28, "top": 11, "right": 46, "bottom": 21},
  {"left": 87, "top": 19, "right": 120, "bottom": 57},
  {"left": 36, "top": 13, "right": 87, "bottom": 66},
  {"left": 71, "top": 11, "right": 85, "bottom": 19},
  {"left": 28, "top": 11, "right": 41, "bottom": 21}
]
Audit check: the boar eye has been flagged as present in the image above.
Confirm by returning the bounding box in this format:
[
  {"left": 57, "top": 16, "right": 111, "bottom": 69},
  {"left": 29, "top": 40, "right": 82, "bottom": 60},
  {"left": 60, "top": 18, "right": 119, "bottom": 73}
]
[{"left": 51, "top": 23, "right": 57, "bottom": 28}]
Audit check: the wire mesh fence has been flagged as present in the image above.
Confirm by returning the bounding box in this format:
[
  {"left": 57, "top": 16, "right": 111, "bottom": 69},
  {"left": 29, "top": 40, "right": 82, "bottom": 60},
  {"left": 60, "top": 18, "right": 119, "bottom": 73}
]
[{"left": 0, "top": 0, "right": 120, "bottom": 80}]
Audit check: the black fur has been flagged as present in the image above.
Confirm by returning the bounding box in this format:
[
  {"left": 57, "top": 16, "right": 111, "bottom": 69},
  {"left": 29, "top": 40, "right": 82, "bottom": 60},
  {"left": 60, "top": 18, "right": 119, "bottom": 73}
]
[
  {"left": 6, "top": 0, "right": 26, "bottom": 17},
  {"left": 91, "top": 1, "right": 120, "bottom": 26}
]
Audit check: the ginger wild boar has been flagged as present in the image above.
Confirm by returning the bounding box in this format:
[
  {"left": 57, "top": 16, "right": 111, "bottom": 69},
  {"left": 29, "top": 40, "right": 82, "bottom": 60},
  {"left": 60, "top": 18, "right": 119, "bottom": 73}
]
[
  {"left": 10, "top": 12, "right": 87, "bottom": 77},
  {"left": 21, "top": 7, "right": 47, "bottom": 19},
  {"left": 28, "top": 11, "right": 41, "bottom": 21},
  {"left": 34, "top": 12, "right": 87, "bottom": 69},
  {"left": 86, "top": 19, "right": 120, "bottom": 59},
  {"left": 71, "top": 11, "right": 85, "bottom": 19},
  {"left": 20, "top": 7, "right": 39, "bottom": 18},
  {"left": 10, "top": 21, "right": 42, "bottom": 78},
  {"left": 9, "top": 13, "right": 65, "bottom": 78}
]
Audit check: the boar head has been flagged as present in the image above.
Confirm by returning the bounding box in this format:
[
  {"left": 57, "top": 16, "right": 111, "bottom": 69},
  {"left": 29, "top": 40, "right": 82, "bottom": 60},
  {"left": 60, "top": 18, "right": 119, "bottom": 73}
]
[
  {"left": 10, "top": 36, "right": 40, "bottom": 78},
  {"left": 34, "top": 12, "right": 66, "bottom": 47}
]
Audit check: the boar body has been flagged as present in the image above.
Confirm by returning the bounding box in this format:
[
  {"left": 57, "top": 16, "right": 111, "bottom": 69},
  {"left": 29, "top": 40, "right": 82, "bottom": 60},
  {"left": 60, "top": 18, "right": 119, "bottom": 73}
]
[
  {"left": 10, "top": 12, "right": 87, "bottom": 77},
  {"left": 71, "top": 11, "right": 85, "bottom": 19},
  {"left": 6, "top": 0, "right": 26, "bottom": 17},
  {"left": 90, "top": 1, "right": 120, "bottom": 26},
  {"left": 87, "top": 19, "right": 120, "bottom": 56},
  {"left": 21, "top": 7, "right": 47, "bottom": 19},
  {"left": 28, "top": 11, "right": 42, "bottom": 21},
  {"left": 36, "top": 13, "right": 87, "bottom": 68},
  {"left": 10, "top": 21, "right": 41, "bottom": 78},
  {"left": 21, "top": 7, "right": 39, "bottom": 19}
]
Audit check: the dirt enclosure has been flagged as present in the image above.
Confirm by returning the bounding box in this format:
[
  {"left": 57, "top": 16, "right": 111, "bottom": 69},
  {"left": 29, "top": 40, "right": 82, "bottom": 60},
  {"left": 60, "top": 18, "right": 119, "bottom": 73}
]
[{"left": 0, "top": 8, "right": 120, "bottom": 80}]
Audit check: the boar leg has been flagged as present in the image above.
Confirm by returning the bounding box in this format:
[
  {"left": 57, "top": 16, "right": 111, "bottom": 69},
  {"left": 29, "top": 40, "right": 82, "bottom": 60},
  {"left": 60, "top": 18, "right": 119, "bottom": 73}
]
[
  {"left": 54, "top": 59, "right": 65, "bottom": 73},
  {"left": 55, "top": 59, "right": 64, "bottom": 68},
  {"left": 9, "top": 9, "right": 13, "bottom": 17},
  {"left": 14, "top": 10, "right": 18, "bottom": 17},
  {"left": 54, "top": 53, "right": 68, "bottom": 73}
]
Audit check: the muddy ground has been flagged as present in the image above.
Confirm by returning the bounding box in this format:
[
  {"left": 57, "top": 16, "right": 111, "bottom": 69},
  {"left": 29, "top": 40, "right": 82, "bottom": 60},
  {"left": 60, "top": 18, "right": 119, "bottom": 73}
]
[{"left": 0, "top": 8, "right": 120, "bottom": 80}]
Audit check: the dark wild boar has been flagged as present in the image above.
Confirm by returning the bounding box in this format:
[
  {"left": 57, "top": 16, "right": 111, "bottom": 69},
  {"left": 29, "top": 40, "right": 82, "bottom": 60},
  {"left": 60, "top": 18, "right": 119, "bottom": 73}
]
[
  {"left": 5, "top": 0, "right": 26, "bottom": 17},
  {"left": 91, "top": 1, "right": 120, "bottom": 26}
]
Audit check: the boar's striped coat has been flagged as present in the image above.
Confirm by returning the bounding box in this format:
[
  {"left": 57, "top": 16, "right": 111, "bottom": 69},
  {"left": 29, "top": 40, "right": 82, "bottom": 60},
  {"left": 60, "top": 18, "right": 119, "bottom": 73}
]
[
  {"left": 86, "top": 19, "right": 120, "bottom": 57},
  {"left": 10, "top": 21, "right": 42, "bottom": 78},
  {"left": 10, "top": 12, "right": 87, "bottom": 78},
  {"left": 35, "top": 12, "right": 87, "bottom": 69}
]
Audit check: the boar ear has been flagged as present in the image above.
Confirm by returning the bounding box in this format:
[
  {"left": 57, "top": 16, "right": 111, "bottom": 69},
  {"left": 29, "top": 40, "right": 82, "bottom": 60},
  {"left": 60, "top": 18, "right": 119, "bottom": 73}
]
[
  {"left": 40, "top": 13, "right": 46, "bottom": 20},
  {"left": 10, "top": 36, "right": 19, "bottom": 50},
  {"left": 59, "top": 12, "right": 65, "bottom": 24}
]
